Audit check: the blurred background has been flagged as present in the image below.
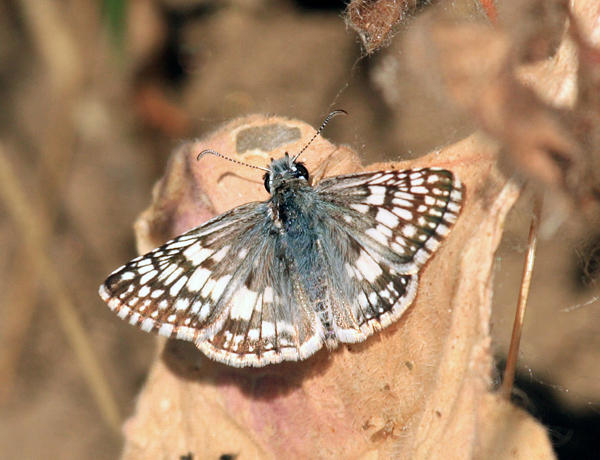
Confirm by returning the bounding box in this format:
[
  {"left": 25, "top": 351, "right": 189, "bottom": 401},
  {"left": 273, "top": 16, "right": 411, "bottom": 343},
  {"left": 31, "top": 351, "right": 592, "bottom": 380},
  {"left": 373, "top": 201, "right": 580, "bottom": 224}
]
[{"left": 1, "top": 0, "right": 598, "bottom": 458}]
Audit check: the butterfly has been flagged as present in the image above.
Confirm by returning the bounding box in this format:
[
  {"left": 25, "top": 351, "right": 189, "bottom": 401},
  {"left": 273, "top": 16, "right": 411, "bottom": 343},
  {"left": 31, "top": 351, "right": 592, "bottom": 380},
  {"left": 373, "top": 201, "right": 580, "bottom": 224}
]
[{"left": 99, "top": 111, "right": 464, "bottom": 367}]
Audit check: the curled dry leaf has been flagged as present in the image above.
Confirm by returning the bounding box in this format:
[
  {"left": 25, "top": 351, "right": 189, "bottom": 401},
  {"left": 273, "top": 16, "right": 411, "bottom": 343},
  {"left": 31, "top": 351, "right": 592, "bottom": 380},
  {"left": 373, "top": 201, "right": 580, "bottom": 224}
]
[
  {"left": 385, "top": 0, "right": 600, "bottom": 214},
  {"left": 498, "top": 0, "right": 567, "bottom": 63},
  {"left": 119, "top": 115, "right": 554, "bottom": 459},
  {"left": 344, "top": 0, "right": 417, "bottom": 55}
]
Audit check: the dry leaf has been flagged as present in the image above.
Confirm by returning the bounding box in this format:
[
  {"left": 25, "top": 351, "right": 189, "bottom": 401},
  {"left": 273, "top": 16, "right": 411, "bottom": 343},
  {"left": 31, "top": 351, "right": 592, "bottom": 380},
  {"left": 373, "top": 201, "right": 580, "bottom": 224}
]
[
  {"left": 117, "top": 115, "right": 554, "bottom": 459},
  {"left": 345, "top": 0, "right": 409, "bottom": 55},
  {"left": 375, "top": 0, "right": 600, "bottom": 214}
]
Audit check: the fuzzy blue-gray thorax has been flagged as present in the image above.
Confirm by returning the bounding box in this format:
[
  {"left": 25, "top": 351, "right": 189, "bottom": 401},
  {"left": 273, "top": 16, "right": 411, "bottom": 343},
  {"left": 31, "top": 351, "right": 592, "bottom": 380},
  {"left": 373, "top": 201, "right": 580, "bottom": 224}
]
[{"left": 263, "top": 153, "right": 316, "bottom": 234}]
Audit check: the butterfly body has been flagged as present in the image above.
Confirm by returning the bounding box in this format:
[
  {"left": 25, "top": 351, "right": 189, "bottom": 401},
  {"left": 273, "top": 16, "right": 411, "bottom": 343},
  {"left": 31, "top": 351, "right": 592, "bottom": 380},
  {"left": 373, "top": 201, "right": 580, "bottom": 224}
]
[{"left": 100, "top": 150, "right": 463, "bottom": 367}]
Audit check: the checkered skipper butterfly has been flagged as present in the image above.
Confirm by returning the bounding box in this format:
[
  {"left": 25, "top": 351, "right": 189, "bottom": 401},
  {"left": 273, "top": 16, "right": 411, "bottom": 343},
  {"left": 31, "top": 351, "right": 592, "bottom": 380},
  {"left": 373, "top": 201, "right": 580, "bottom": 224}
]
[{"left": 99, "top": 111, "right": 464, "bottom": 367}]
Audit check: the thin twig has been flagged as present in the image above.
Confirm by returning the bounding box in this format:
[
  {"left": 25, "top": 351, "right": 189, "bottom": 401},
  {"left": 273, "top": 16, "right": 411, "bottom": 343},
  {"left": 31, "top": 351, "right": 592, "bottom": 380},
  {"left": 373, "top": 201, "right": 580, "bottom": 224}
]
[
  {"left": 561, "top": 295, "right": 600, "bottom": 313},
  {"left": 5, "top": 1, "right": 84, "bottom": 380},
  {"left": 500, "top": 195, "right": 542, "bottom": 399},
  {"left": 0, "top": 145, "right": 121, "bottom": 432}
]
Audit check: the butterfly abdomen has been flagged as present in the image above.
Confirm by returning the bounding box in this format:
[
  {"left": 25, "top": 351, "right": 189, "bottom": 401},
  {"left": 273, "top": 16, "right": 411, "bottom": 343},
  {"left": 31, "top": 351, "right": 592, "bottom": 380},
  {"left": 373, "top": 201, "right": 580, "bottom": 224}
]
[{"left": 270, "top": 183, "right": 338, "bottom": 338}]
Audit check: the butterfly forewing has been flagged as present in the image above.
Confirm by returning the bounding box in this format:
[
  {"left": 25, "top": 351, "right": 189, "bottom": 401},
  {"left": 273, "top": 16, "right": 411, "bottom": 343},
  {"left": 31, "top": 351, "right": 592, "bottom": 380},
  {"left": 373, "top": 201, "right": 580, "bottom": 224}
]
[
  {"left": 100, "top": 202, "right": 270, "bottom": 342},
  {"left": 316, "top": 168, "right": 463, "bottom": 272}
]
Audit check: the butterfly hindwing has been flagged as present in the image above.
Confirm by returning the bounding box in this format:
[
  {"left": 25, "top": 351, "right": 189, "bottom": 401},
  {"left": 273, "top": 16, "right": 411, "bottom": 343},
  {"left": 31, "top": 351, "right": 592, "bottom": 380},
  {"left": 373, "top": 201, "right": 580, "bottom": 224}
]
[{"left": 198, "top": 234, "right": 325, "bottom": 366}]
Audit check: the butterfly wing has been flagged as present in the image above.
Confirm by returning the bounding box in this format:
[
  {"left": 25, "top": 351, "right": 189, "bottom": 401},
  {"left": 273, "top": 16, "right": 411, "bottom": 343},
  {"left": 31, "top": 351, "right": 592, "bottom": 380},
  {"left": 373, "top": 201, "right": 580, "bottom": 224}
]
[
  {"left": 197, "top": 232, "right": 326, "bottom": 367},
  {"left": 100, "top": 167, "right": 463, "bottom": 367},
  {"left": 99, "top": 201, "right": 326, "bottom": 367},
  {"left": 314, "top": 168, "right": 463, "bottom": 341}
]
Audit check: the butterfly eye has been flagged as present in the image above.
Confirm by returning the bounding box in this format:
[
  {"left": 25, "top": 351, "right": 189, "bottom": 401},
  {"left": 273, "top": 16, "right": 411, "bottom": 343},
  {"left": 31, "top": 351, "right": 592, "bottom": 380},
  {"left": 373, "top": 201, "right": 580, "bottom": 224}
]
[
  {"left": 295, "top": 162, "right": 309, "bottom": 181},
  {"left": 263, "top": 172, "right": 271, "bottom": 193}
]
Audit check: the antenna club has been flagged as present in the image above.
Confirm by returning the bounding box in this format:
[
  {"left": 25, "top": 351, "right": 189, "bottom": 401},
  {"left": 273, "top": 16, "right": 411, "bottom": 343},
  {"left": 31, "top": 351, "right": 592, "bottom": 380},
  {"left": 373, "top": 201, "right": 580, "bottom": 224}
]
[
  {"left": 196, "top": 148, "right": 269, "bottom": 172},
  {"left": 196, "top": 149, "right": 216, "bottom": 161},
  {"left": 292, "top": 109, "right": 348, "bottom": 162}
]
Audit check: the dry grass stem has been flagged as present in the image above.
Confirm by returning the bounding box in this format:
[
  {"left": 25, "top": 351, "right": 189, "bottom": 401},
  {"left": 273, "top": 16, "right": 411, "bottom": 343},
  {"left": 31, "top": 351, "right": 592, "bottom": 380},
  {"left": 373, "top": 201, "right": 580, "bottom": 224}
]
[
  {"left": 0, "top": 146, "right": 121, "bottom": 432},
  {"left": 500, "top": 195, "right": 542, "bottom": 400}
]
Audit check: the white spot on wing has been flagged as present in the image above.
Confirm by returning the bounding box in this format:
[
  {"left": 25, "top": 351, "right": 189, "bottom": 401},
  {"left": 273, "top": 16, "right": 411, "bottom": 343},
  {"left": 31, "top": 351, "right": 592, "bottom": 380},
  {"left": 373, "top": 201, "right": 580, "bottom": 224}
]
[
  {"left": 368, "top": 173, "right": 393, "bottom": 184},
  {"left": 358, "top": 292, "right": 369, "bottom": 308},
  {"left": 393, "top": 207, "right": 413, "bottom": 221},
  {"left": 366, "top": 228, "right": 388, "bottom": 245},
  {"left": 156, "top": 264, "right": 177, "bottom": 281},
  {"left": 368, "top": 292, "right": 378, "bottom": 305},
  {"left": 129, "top": 312, "right": 140, "bottom": 324},
  {"left": 176, "top": 326, "right": 195, "bottom": 341},
  {"left": 137, "top": 265, "right": 154, "bottom": 275},
  {"left": 119, "top": 272, "right": 134, "bottom": 281},
  {"left": 355, "top": 251, "right": 383, "bottom": 283},
  {"left": 175, "top": 297, "right": 190, "bottom": 311},
  {"left": 366, "top": 194, "right": 384, "bottom": 205},
  {"left": 262, "top": 321, "right": 276, "bottom": 337},
  {"left": 350, "top": 203, "right": 369, "bottom": 214},
  {"left": 403, "top": 224, "right": 417, "bottom": 238},
  {"left": 212, "top": 245, "right": 230, "bottom": 262},
  {"left": 391, "top": 197, "right": 413, "bottom": 207},
  {"left": 140, "top": 318, "right": 154, "bottom": 332},
  {"left": 183, "top": 245, "right": 213, "bottom": 265},
  {"left": 167, "top": 239, "right": 193, "bottom": 249},
  {"left": 150, "top": 289, "right": 164, "bottom": 299},
  {"left": 187, "top": 267, "right": 211, "bottom": 292},
  {"left": 158, "top": 323, "right": 174, "bottom": 337},
  {"left": 140, "top": 270, "right": 157, "bottom": 284},
  {"left": 170, "top": 276, "right": 188, "bottom": 296},
  {"left": 369, "top": 185, "right": 386, "bottom": 195},
  {"left": 376, "top": 208, "right": 399, "bottom": 228},
  {"left": 164, "top": 266, "right": 184, "bottom": 285},
  {"left": 345, "top": 263, "right": 355, "bottom": 278},
  {"left": 230, "top": 286, "right": 258, "bottom": 321},
  {"left": 248, "top": 328, "right": 260, "bottom": 341},
  {"left": 263, "top": 286, "right": 274, "bottom": 303},
  {"left": 210, "top": 275, "right": 232, "bottom": 301},
  {"left": 447, "top": 202, "right": 461, "bottom": 213}
]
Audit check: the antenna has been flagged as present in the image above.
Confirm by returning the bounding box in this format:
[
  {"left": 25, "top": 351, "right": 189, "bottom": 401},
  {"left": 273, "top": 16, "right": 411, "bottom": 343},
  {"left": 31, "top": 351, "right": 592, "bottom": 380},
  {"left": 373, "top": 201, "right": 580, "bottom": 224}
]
[
  {"left": 292, "top": 109, "right": 347, "bottom": 162},
  {"left": 196, "top": 149, "right": 270, "bottom": 172},
  {"left": 197, "top": 110, "right": 347, "bottom": 171}
]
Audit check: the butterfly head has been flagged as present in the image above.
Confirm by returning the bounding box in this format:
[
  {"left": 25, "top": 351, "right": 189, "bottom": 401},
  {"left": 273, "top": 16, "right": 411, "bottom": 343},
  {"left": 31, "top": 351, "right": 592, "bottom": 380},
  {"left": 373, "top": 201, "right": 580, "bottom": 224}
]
[{"left": 263, "top": 152, "right": 309, "bottom": 193}]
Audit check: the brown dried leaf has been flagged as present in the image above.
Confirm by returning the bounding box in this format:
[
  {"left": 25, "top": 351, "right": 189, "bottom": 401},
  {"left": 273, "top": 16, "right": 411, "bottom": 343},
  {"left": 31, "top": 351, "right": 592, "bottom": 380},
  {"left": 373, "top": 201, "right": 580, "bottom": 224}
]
[
  {"left": 118, "top": 115, "right": 554, "bottom": 459},
  {"left": 404, "top": 19, "right": 581, "bottom": 194},
  {"left": 388, "top": 0, "right": 600, "bottom": 213},
  {"left": 345, "top": 0, "right": 415, "bottom": 55}
]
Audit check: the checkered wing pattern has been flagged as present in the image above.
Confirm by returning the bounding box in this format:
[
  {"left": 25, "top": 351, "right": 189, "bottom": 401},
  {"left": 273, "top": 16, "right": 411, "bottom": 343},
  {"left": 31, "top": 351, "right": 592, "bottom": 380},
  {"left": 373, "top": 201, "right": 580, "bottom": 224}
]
[
  {"left": 99, "top": 201, "right": 327, "bottom": 367},
  {"left": 314, "top": 168, "right": 463, "bottom": 339},
  {"left": 99, "top": 166, "right": 463, "bottom": 367},
  {"left": 100, "top": 203, "right": 267, "bottom": 344}
]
